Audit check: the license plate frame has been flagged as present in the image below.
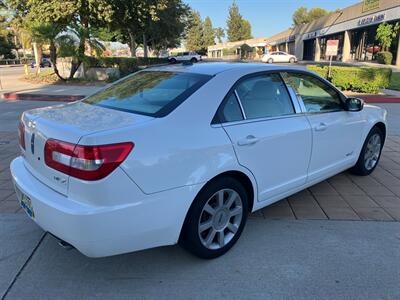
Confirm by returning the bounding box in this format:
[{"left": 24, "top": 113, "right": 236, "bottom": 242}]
[{"left": 16, "top": 187, "right": 35, "bottom": 219}]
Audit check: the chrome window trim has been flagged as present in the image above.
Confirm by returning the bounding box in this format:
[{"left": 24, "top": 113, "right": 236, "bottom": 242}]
[
  {"left": 221, "top": 113, "right": 304, "bottom": 127},
  {"left": 285, "top": 85, "right": 304, "bottom": 113},
  {"left": 234, "top": 89, "right": 247, "bottom": 119}
]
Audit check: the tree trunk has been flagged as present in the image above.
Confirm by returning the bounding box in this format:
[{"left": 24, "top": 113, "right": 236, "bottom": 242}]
[
  {"left": 49, "top": 39, "right": 66, "bottom": 81},
  {"left": 69, "top": 18, "right": 88, "bottom": 80},
  {"left": 128, "top": 32, "right": 136, "bottom": 57},
  {"left": 143, "top": 32, "right": 148, "bottom": 58},
  {"left": 32, "top": 42, "right": 41, "bottom": 75}
]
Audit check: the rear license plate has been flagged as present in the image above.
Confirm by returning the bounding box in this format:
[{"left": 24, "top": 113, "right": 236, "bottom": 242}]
[{"left": 16, "top": 188, "right": 35, "bottom": 219}]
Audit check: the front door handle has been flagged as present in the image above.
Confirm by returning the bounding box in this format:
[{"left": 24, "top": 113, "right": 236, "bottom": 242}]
[
  {"left": 314, "top": 122, "right": 327, "bottom": 132},
  {"left": 237, "top": 135, "right": 259, "bottom": 146}
]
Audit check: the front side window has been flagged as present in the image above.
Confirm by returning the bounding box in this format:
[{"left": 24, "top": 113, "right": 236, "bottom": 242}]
[
  {"left": 235, "top": 73, "right": 294, "bottom": 120},
  {"left": 84, "top": 71, "right": 211, "bottom": 117},
  {"left": 282, "top": 72, "right": 343, "bottom": 113}
]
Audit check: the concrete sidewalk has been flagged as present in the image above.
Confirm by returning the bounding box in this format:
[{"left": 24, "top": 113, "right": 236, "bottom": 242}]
[
  {"left": 1, "top": 215, "right": 399, "bottom": 299},
  {"left": 0, "top": 66, "right": 103, "bottom": 101}
]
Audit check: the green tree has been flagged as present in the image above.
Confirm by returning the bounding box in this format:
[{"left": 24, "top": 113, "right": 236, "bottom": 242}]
[
  {"left": 7, "top": 0, "right": 113, "bottom": 79},
  {"left": 215, "top": 27, "right": 225, "bottom": 43},
  {"left": 185, "top": 10, "right": 204, "bottom": 52},
  {"left": 292, "top": 6, "right": 330, "bottom": 25},
  {"left": 376, "top": 22, "right": 400, "bottom": 51},
  {"left": 0, "top": 14, "right": 15, "bottom": 58},
  {"left": 226, "top": 2, "right": 252, "bottom": 42},
  {"left": 203, "top": 16, "right": 215, "bottom": 46},
  {"left": 241, "top": 19, "right": 252, "bottom": 40},
  {"left": 144, "top": 0, "right": 190, "bottom": 54}
]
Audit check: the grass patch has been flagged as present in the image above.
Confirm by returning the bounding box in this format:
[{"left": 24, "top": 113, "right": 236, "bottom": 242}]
[
  {"left": 24, "top": 69, "right": 107, "bottom": 86},
  {"left": 388, "top": 72, "right": 400, "bottom": 91},
  {"left": 24, "top": 69, "right": 60, "bottom": 84}
]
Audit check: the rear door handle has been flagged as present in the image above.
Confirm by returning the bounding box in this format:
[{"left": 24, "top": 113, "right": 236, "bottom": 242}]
[
  {"left": 314, "top": 122, "right": 327, "bottom": 132},
  {"left": 237, "top": 135, "right": 259, "bottom": 146}
]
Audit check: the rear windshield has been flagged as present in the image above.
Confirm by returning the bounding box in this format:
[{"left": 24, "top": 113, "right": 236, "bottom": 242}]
[{"left": 83, "top": 71, "right": 211, "bottom": 117}]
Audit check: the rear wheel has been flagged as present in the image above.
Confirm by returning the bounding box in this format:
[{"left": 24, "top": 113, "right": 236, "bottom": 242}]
[
  {"left": 180, "top": 177, "right": 248, "bottom": 259},
  {"left": 351, "top": 126, "right": 384, "bottom": 176},
  {"left": 169, "top": 58, "right": 177, "bottom": 64}
]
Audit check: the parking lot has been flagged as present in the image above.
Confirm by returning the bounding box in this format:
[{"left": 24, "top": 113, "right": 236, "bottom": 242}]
[{"left": 1, "top": 99, "right": 400, "bottom": 299}]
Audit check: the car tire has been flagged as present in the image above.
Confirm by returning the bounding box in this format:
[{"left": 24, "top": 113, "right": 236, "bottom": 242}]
[
  {"left": 267, "top": 58, "right": 273, "bottom": 64},
  {"left": 350, "top": 126, "right": 384, "bottom": 176},
  {"left": 289, "top": 57, "right": 295, "bottom": 63},
  {"left": 180, "top": 177, "right": 248, "bottom": 259},
  {"left": 190, "top": 57, "right": 198, "bottom": 63},
  {"left": 169, "top": 58, "right": 177, "bottom": 64}
]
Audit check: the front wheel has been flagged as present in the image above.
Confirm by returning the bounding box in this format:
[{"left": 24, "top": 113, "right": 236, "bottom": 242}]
[
  {"left": 190, "top": 57, "right": 198, "bottom": 63},
  {"left": 180, "top": 177, "right": 248, "bottom": 259},
  {"left": 350, "top": 126, "right": 384, "bottom": 176},
  {"left": 289, "top": 57, "right": 295, "bottom": 63},
  {"left": 267, "top": 58, "right": 273, "bottom": 64}
]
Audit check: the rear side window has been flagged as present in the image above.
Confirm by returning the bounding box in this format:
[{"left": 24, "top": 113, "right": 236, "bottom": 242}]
[
  {"left": 235, "top": 73, "right": 294, "bottom": 120},
  {"left": 220, "top": 92, "right": 244, "bottom": 123},
  {"left": 84, "top": 71, "right": 211, "bottom": 117}
]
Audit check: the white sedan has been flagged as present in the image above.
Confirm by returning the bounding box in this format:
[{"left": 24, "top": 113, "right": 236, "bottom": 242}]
[
  {"left": 262, "top": 51, "right": 297, "bottom": 63},
  {"left": 11, "top": 63, "right": 387, "bottom": 259}
]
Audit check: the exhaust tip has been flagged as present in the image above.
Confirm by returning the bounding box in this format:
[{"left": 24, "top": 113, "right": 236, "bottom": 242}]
[{"left": 58, "top": 239, "right": 74, "bottom": 250}]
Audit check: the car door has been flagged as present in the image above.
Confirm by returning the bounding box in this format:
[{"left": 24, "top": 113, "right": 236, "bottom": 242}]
[
  {"left": 282, "top": 72, "right": 366, "bottom": 182},
  {"left": 270, "top": 52, "right": 279, "bottom": 62},
  {"left": 218, "top": 73, "right": 312, "bottom": 203},
  {"left": 276, "top": 52, "right": 285, "bottom": 62}
]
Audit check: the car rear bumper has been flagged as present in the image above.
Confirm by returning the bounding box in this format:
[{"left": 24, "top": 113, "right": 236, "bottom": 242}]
[{"left": 10, "top": 157, "right": 200, "bottom": 257}]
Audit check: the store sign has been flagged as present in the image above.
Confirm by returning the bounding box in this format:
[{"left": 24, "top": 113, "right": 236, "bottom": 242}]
[
  {"left": 357, "top": 13, "right": 385, "bottom": 26},
  {"left": 326, "top": 40, "right": 339, "bottom": 57},
  {"left": 362, "top": 0, "right": 380, "bottom": 13}
]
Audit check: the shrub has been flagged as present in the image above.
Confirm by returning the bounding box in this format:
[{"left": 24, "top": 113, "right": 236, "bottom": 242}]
[
  {"left": 307, "top": 65, "right": 392, "bottom": 94},
  {"left": 83, "top": 56, "right": 168, "bottom": 77},
  {"left": 376, "top": 51, "right": 393, "bottom": 65}
]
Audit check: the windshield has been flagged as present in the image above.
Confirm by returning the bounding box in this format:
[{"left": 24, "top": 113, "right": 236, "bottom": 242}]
[{"left": 83, "top": 71, "right": 211, "bottom": 117}]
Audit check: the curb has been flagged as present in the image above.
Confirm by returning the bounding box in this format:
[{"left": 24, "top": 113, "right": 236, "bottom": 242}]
[
  {"left": 358, "top": 95, "right": 400, "bottom": 104},
  {"left": 1, "top": 92, "right": 84, "bottom": 102}
]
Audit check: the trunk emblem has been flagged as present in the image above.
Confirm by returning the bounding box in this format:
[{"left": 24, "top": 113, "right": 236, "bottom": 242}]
[{"left": 30, "top": 133, "right": 35, "bottom": 155}]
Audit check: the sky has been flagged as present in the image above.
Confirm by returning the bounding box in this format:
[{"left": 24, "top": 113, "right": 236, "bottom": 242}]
[{"left": 184, "top": 0, "right": 360, "bottom": 38}]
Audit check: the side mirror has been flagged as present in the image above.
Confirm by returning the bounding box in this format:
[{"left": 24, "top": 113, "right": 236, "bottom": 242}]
[{"left": 345, "top": 97, "right": 364, "bottom": 112}]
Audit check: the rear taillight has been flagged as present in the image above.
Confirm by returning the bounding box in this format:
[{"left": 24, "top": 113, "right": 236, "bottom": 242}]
[
  {"left": 18, "top": 122, "right": 25, "bottom": 150},
  {"left": 44, "top": 139, "right": 134, "bottom": 180}
]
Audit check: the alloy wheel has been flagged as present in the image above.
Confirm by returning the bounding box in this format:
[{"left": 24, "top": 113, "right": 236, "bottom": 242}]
[
  {"left": 364, "top": 133, "right": 381, "bottom": 170},
  {"left": 198, "top": 189, "right": 243, "bottom": 250}
]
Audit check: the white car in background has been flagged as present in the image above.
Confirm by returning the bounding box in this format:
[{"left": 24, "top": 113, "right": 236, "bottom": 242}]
[
  {"left": 11, "top": 63, "right": 386, "bottom": 259},
  {"left": 262, "top": 51, "right": 297, "bottom": 63},
  {"left": 168, "top": 51, "right": 202, "bottom": 63}
]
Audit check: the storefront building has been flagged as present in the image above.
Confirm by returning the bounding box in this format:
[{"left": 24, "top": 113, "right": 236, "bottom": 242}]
[
  {"left": 296, "top": 0, "right": 400, "bottom": 66},
  {"left": 208, "top": 0, "right": 400, "bottom": 66}
]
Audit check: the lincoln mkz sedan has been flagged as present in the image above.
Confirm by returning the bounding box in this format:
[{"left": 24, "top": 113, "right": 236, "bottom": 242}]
[{"left": 11, "top": 63, "right": 387, "bottom": 259}]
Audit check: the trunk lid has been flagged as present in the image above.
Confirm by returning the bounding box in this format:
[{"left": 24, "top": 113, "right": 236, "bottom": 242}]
[{"left": 21, "top": 102, "right": 153, "bottom": 195}]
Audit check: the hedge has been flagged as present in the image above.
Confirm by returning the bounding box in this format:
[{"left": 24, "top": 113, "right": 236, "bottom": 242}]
[
  {"left": 307, "top": 65, "right": 392, "bottom": 94},
  {"left": 83, "top": 56, "right": 168, "bottom": 77},
  {"left": 376, "top": 51, "right": 393, "bottom": 65}
]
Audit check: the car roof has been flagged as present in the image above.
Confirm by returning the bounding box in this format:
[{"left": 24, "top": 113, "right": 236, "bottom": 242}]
[{"left": 148, "top": 62, "right": 302, "bottom": 76}]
